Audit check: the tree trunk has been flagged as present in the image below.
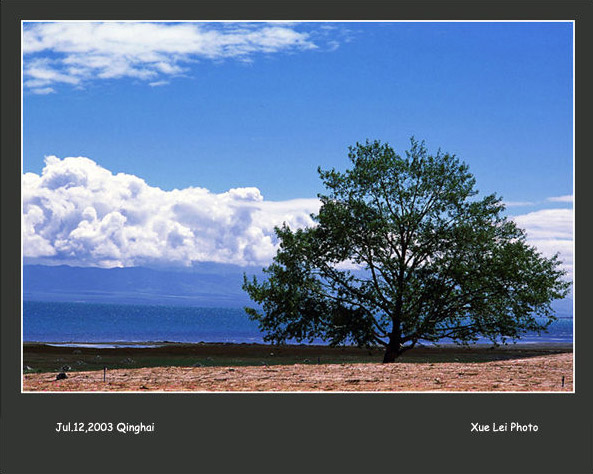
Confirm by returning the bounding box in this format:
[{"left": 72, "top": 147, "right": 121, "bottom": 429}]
[
  {"left": 383, "top": 317, "right": 402, "bottom": 364},
  {"left": 382, "top": 345, "right": 399, "bottom": 363},
  {"left": 382, "top": 335, "right": 401, "bottom": 363}
]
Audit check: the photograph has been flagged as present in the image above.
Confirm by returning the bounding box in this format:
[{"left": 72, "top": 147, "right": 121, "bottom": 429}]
[{"left": 21, "top": 20, "right": 573, "bottom": 393}]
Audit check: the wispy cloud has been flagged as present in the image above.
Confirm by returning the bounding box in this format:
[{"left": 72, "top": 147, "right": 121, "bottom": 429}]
[
  {"left": 23, "top": 22, "right": 322, "bottom": 94},
  {"left": 503, "top": 201, "right": 534, "bottom": 207},
  {"left": 148, "top": 80, "right": 169, "bottom": 87},
  {"left": 29, "top": 86, "right": 55, "bottom": 95},
  {"left": 547, "top": 194, "right": 573, "bottom": 203},
  {"left": 503, "top": 194, "right": 573, "bottom": 209}
]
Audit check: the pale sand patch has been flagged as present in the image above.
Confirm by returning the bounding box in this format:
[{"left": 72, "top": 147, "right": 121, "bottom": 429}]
[{"left": 23, "top": 353, "right": 572, "bottom": 392}]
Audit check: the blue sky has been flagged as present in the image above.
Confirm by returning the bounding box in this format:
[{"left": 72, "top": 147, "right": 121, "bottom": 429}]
[{"left": 22, "top": 22, "right": 573, "bottom": 273}]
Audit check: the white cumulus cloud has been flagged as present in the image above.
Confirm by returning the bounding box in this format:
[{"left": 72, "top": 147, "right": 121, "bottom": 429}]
[
  {"left": 23, "top": 22, "right": 320, "bottom": 94},
  {"left": 23, "top": 156, "right": 319, "bottom": 268},
  {"left": 512, "top": 208, "right": 573, "bottom": 280}
]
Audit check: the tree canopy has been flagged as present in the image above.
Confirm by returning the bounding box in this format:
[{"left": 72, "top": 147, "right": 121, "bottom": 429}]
[{"left": 243, "top": 139, "right": 570, "bottom": 362}]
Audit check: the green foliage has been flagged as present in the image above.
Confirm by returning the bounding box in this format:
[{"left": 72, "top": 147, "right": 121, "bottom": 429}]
[{"left": 243, "top": 138, "right": 570, "bottom": 361}]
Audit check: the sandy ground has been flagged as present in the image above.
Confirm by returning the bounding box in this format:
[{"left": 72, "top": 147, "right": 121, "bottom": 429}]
[{"left": 23, "top": 352, "right": 572, "bottom": 392}]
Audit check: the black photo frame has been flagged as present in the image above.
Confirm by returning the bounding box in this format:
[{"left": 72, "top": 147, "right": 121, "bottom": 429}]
[{"left": 2, "top": 2, "right": 590, "bottom": 473}]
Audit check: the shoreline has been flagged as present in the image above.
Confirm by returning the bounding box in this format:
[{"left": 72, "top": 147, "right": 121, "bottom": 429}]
[
  {"left": 24, "top": 340, "right": 574, "bottom": 347},
  {"left": 23, "top": 340, "right": 574, "bottom": 350},
  {"left": 23, "top": 341, "right": 573, "bottom": 374}
]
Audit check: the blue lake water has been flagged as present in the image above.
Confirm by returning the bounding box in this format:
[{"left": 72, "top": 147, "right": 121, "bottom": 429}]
[{"left": 23, "top": 301, "right": 573, "bottom": 345}]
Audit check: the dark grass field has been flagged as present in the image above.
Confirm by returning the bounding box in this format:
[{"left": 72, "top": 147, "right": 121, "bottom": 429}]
[{"left": 23, "top": 342, "right": 573, "bottom": 374}]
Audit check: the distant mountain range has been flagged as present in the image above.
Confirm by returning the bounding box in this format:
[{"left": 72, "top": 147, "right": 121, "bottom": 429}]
[
  {"left": 23, "top": 264, "right": 265, "bottom": 307},
  {"left": 23, "top": 264, "right": 573, "bottom": 316}
]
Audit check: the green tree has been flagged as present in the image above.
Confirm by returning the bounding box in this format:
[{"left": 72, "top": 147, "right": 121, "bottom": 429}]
[{"left": 243, "top": 139, "right": 570, "bottom": 362}]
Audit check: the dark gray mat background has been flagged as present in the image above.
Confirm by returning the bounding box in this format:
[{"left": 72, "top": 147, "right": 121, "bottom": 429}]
[{"left": 2, "top": 2, "right": 591, "bottom": 473}]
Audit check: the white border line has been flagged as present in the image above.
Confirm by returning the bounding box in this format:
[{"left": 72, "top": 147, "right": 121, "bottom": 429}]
[
  {"left": 21, "top": 20, "right": 574, "bottom": 22},
  {"left": 20, "top": 19, "right": 576, "bottom": 395},
  {"left": 571, "top": 20, "right": 576, "bottom": 392},
  {"left": 21, "top": 20, "right": 25, "bottom": 394}
]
